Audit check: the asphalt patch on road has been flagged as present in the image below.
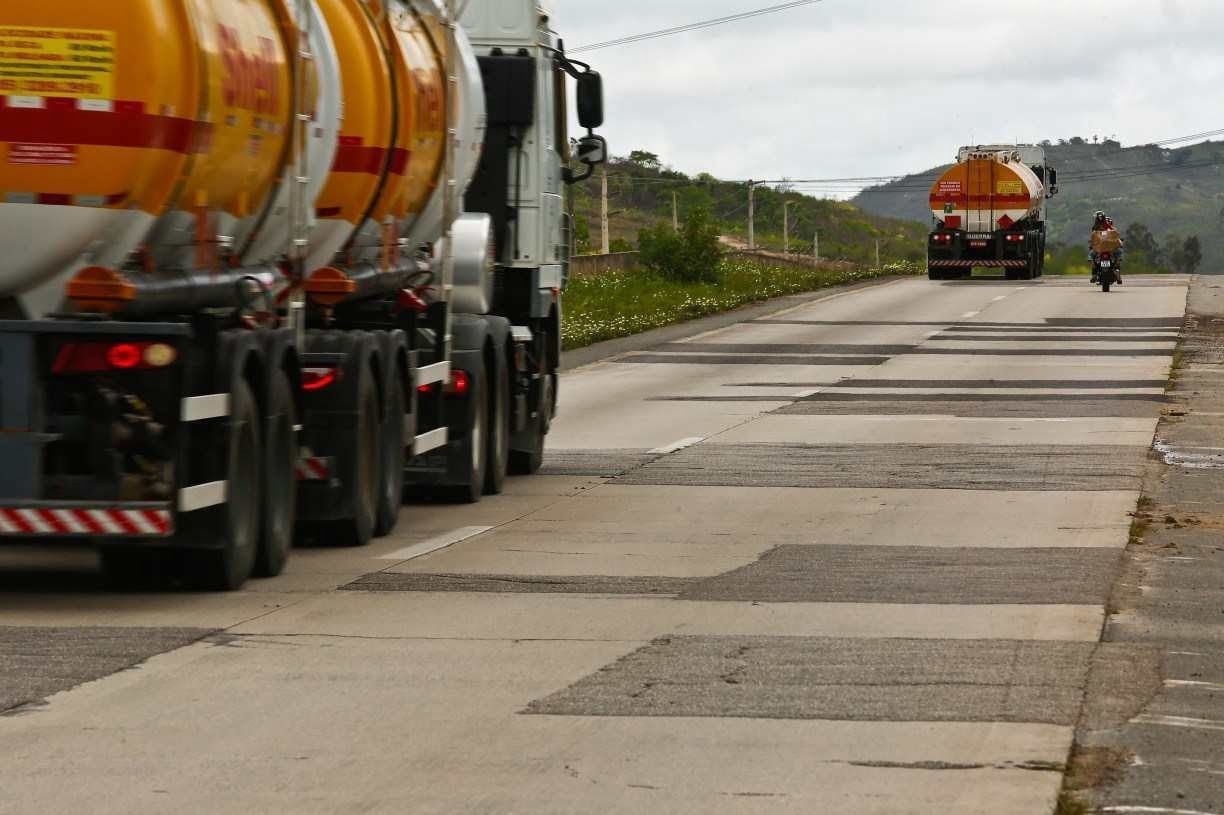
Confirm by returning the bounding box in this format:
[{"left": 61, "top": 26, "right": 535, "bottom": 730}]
[
  {"left": 617, "top": 443, "right": 1144, "bottom": 491},
  {"left": 342, "top": 573, "right": 693, "bottom": 596},
  {"left": 652, "top": 342, "right": 916, "bottom": 356},
  {"left": 931, "top": 334, "right": 1176, "bottom": 343},
  {"left": 679, "top": 545, "right": 1119, "bottom": 605},
  {"left": 773, "top": 393, "right": 1167, "bottom": 418},
  {"left": 614, "top": 354, "right": 889, "bottom": 366},
  {"left": 798, "top": 379, "right": 1169, "bottom": 389},
  {"left": 526, "top": 635, "right": 1094, "bottom": 724},
  {"left": 538, "top": 449, "right": 658, "bottom": 477},
  {"left": 0, "top": 626, "right": 212, "bottom": 715}
]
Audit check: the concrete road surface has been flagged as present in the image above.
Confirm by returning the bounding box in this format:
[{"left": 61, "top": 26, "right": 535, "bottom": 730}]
[{"left": 0, "top": 275, "right": 1188, "bottom": 814}]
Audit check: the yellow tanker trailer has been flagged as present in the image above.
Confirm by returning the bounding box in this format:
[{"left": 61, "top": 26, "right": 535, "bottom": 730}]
[
  {"left": 0, "top": 0, "right": 608, "bottom": 589},
  {"left": 926, "top": 144, "right": 1059, "bottom": 281}
]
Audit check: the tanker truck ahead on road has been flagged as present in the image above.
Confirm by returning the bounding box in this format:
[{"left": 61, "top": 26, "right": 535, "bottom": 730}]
[
  {"left": 926, "top": 144, "right": 1059, "bottom": 281},
  {"left": 0, "top": 0, "right": 607, "bottom": 589}
]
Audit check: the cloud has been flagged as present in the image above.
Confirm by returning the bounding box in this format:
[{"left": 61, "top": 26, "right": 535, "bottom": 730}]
[{"left": 554, "top": 0, "right": 1224, "bottom": 190}]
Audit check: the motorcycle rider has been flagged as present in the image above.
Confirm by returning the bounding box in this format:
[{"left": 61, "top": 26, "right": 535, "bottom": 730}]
[{"left": 1089, "top": 211, "right": 1124, "bottom": 284}]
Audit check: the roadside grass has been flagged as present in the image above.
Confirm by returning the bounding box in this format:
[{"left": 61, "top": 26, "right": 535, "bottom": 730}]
[
  {"left": 1056, "top": 744, "right": 1135, "bottom": 815},
  {"left": 563, "top": 258, "right": 922, "bottom": 350}
]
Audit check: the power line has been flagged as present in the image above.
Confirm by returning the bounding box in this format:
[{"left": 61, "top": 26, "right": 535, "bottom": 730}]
[{"left": 569, "top": 0, "right": 824, "bottom": 53}]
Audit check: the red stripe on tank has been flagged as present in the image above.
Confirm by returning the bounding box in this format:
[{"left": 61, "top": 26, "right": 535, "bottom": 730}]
[
  {"left": 331, "top": 144, "right": 388, "bottom": 174},
  {"left": 0, "top": 98, "right": 211, "bottom": 154}
]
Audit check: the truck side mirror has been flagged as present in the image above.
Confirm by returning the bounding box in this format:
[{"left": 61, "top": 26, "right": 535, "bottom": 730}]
[
  {"left": 576, "top": 71, "right": 604, "bottom": 130},
  {"left": 563, "top": 134, "right": 607, "bottom": 185}
]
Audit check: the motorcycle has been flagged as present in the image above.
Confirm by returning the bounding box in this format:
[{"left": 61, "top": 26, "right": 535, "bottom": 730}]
[{"left": 1093, "top": 252, "right": 1118, "bottom": 292}]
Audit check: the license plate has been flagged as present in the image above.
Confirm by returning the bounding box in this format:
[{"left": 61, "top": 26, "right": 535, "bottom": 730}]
[
  {"left": 1100, "top": 261, "right": 1112, "bottom": 268},
  {"left": 967, "top": 233, "right": 992, "bottom": 240}
]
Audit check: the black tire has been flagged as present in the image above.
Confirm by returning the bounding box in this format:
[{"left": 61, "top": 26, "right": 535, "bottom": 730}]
[
  {"left": 255, "top": 369, "right": 296, "bottom": 578},
  {"left": 509, "top": 372, "right": 553, "bottom": 475},
  {"left": 332, "top": 360, "right": 380, "bottom": 546},
  {"left": 1102, "top": 279, "right": 1112, "bottom": 293},
  {"left": 189, "top": 378, "right": 261, "bottom": 591},
  {"left": 927, "top": 269, "right": 943, "bottom": 281},
  {"left": 375, "top": 362, "right": 408, "bottom": 536},
  {"left": 483, "top": 353, "right": 510, "bottom": 495},
  {"left": 452, "top": 361, "right": 489, "bottom": 503}
]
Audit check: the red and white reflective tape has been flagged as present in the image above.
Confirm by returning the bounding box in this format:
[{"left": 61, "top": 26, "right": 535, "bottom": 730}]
[
  {"left": 929, "top": 260, "right": 1028, "bottom": 268},
  {"left": 0, "top": 507, "right": 172, "bottom": 537},
  {"left": 295, "top": 456, "right": 332, "bottom": 481}
]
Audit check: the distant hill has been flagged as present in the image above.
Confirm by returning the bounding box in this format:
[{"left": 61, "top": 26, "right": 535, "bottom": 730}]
[
  {"left": 853, "top": 139, "right": 1224, "bottom": 271},
  {"left": 570, "top": 155, "right": 929, "bottom": 266}
]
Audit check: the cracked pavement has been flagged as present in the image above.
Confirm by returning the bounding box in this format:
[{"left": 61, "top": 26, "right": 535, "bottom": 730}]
[{"left": 0, "top": 275, "right": 1191, "bottom": 814}]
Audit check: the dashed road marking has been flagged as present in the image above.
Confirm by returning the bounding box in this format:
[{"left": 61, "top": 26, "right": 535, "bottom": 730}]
[
  {"left": 378, "top": 526, "right": 494, "bottom": 561},
  {"left": 649, "top": 437, "right": 706, "bottom": 455},
  {"left": 961, "top": 311, "right": 980, "bottom": 319}
]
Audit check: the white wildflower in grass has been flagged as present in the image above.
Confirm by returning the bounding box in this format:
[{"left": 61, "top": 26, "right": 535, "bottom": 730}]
[{"left": 562, "top": 260, "right": 923, "bottom": 350}]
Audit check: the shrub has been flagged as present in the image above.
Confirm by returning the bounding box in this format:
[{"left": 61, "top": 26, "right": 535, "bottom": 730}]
[{"left": 638, "top": 207, "right": 723, "bottom": 283}]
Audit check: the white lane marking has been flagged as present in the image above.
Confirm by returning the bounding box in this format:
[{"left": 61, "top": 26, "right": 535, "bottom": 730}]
[
  {"left": 991, "top": 295, "right": 1008, "bottom": 302},
  {"left": 793, "top": 389, "right": 820, "bottom": 399},
  {"left": 1131, "top": 714, "right": 1224, "bottom": 732},
  {"left": 960, "top": 311, "right": 980, "bottom": 319},
  {"left": 1171, "top": 651, "right": 1206, "bottom": 656},
  {"left": 378, "top": 526, "right": 493, "bottom": 561},
  {"left": 1154, "top": 440, "right": 1224, "bottom": 469},
  {"left": 650, "top": 437, "right": 706, "bottom": 455},
  {"left": 1106, "top": 802, "right": 1224, "bottom": 807},
  {"left": 1166, "top": 679, "right": 1224, "bottom": 691}
]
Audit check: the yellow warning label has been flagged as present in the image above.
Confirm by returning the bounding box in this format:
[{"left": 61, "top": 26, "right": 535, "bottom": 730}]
[
  {"left": 0, "top": 27, "right": 115, "bottom": 99},
  {"left": 997, "top": 180, "right": 1023, "bottom": 195}
]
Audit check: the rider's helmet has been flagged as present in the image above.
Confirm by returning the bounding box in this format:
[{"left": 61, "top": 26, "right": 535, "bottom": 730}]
[{"left": 1093, "top": 210, "right": 1107, "bottom": 229}]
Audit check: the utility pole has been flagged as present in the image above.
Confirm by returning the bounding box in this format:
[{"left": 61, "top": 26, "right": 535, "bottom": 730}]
[
  {"left": 600, "top": 167, "right": 610, "bottom": 255},
  {"left": 813, "top": 231, "right": 819, "bottom": 266},
  {"left": 672, "top": 191, "right": 679, "bottom": 232},
  {"left": 783, "top": 200, "right": 794, "bottom": 255},
  {"left": 747, "top": 181, "right": 756, "bottom": 251},
  {"left": 875, "top": 238, "right": 881, "bottom": 269}
]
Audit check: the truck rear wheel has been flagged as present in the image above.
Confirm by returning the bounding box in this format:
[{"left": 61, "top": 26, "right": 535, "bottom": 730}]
[
  {"left": 509, "top": 372, "right": 553, "bottom": 475},
  {"left": 452, "top": 359, "right": 489, "bottom": 503},
  {"left": 256, "top": 368, "right": 296, "bottom": 578},
  {"left": 331, "top": 360, "right": 380, "bottom": 546},
  {"left": 189, "top": 378, "right": 261, "bottom": 591},
  {"left": 484, "top": 352, "right": 510, "bottom": 495},
  {"left": 375, "top": 362, "right": 408, "bottom": 536}
]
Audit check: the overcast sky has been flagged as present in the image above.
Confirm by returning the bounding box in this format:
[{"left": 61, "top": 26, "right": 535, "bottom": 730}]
[{"left": 555, "top": 0, "right": 1224, "bottom": 194}]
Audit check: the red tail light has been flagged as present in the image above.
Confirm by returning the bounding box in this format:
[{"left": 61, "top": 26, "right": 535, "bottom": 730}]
[
  {"left": 107, "top": 343, "right": 142, "bottom": 369},
  {"left": 444, "top": 370, "right": 470, "bottom": 397},
  {"left": 1005, "top": 234, "right": 1025, "bottom": 243},
  {"left": 52, "top": 341, "right": 177, "bottom": 374},
  {"left": 302, "top": 367, "right": 340, "bottom": 392},
  {"left": 1099, "top": 252, "right": 1112, "bottom": 260}
]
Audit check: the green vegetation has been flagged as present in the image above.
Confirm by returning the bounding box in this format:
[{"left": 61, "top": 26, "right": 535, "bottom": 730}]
[
  {"left": 854, "top": 138, "right": 1224, "bottom": 272},
  {"left": 563, "top": 258, "right": 922, "bottom": 350},
  {"left": 569, "top": 150, "right": 928, "bottom": 265},
  {"left": 638, "top": 207, "right": 723, "bottom": 283},
  {"left": 1043, "top": 223, "right": 1201, "bottom": 276}
]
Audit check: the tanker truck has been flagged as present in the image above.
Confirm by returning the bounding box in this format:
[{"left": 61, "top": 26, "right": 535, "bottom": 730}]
[
  {"left": 0, "top": 0, "right": 608, "bottom": 589},
  {"left": 927, "top": 144, "right": 1058, "bottom": 280}
]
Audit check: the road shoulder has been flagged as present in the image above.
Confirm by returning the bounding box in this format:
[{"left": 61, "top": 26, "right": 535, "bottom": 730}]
[{"left": 1069, "top": 274, "right": 1224, "bottom": 813}]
